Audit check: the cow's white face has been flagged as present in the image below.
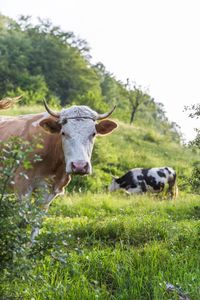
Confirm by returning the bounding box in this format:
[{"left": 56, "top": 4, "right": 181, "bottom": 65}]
[
  {"left": 60, "top": 118, "right": 96, "bottom": 174},
  {"left": 40, "top": 105, "right": 117, "bottom": 175}
]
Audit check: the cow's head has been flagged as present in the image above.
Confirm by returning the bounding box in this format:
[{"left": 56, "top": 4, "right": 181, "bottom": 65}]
[
  {"left": 39, "top": 101, "right": 117, "bottom": 175},
  {"left": 108, "top": 176, "right": 120, "bottom": 192}
]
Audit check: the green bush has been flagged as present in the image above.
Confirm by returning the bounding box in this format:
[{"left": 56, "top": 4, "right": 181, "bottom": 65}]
[
  {"left": 0, "top": 138, "right": 45, "bottom": 285},
  {"left": 189, "top": 161, "right": 200, "bottom": 194}
]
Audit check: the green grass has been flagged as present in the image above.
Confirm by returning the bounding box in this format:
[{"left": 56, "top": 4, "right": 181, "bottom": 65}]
[{"left": 1, "top": 193, "right": 200, "bottom": 299}]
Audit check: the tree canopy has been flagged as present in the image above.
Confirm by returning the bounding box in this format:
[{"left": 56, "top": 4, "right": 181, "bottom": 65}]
[{"left": 0, "top": 14, "right": 181, "bottom": 142}]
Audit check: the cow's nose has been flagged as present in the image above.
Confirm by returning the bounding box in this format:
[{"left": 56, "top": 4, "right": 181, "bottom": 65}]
[{"left": 71, "top": 161, "right": 89, "bottom": 175}]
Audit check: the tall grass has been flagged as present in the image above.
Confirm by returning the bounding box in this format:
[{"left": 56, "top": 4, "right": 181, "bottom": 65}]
[{"left": 1, "top": 193, "right": 199, "bottom": 299}]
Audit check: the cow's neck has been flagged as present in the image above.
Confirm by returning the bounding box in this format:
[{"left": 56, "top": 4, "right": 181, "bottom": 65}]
[{"left": 39, "top": 133, "right": 65, "bottom": 174}]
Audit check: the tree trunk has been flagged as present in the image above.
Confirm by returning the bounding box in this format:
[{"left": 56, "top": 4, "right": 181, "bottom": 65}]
[{"left": 130, "top": 107, "right": 137, "bottom": 124}]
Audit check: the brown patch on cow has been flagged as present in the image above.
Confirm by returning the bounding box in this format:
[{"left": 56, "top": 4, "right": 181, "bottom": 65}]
[
  {"left": 13, "top": 132, "right": 67, "bottom": 199},
  {"left": 0, "top": 113, "right": 46, "bottom": 141},
  {"left": 0, "top": 111, "right": 67, "bottom": 198},
  {"left": 96, "top": 120, "right": 117, "bottom": 135},
  {"left": 39, "top": 117, "right": 61, "bottom": 134}
]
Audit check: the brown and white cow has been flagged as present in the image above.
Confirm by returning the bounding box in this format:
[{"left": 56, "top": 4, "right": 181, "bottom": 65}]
[{"left": 0, "top": 98, "right": 117, "bottom": 239}]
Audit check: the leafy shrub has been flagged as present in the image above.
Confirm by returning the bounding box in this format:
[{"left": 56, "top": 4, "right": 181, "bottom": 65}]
[
  {"left": 189, "top": 161, "right": 200, "bottom": 194},
  {"left": 0, "top": 138, "right": 44, "bottom": 281},
  {"left": 7, "top": 86, "right": 60, "bottom": 106}
]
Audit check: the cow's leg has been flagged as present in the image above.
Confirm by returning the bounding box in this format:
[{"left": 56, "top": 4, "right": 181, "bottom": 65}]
[
  {"left": 31, "top": 174, "right": 71, "bottom": 243},
  {"left": 34, "top": 180, "right": 57, "bottom": 210},
  {"left": 30, "top": 227, "right": 40, "bottom": 243},
  {"left": 35, "top": 174, "right": 71, "bottom": 210},
  {"left": 168, "top": 181, "right": 176, "bottom": 199},
  {"left": 171, "top": 184, "right": 178, "bottom": 199},
  {"left": 12, "top": 174, "right": 51, "bottom": 243},
  {"left": 30, "top": 189, "right": 58, "bottom": 243},
  {"left": 127, "top": 185, "right": 143, "bottom": 194},
  {"left": 13, "top": 169, "right": 34, "bottom": 201},
  {"left": 30, "top": 190, "right": 57, "bottom": 243},
  {"left": 30, "top": 188, "right": 58, "bottom": 244},
  {"left": 168, "top": 184, "right": 173, "bottom": 199}
]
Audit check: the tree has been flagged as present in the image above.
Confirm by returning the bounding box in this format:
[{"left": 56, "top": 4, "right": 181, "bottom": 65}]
[
  {"left": 94, "top": 62, "right": 128, "bottom": 114},
  {"left": 125, "top": 79, "right": 151, "bottom": 124},
  {"left": 185, "top": 103, "right": 200, "bottom": 147},
  {"left": 185, "top": 103, "right": 200, "bottom": 193},
  {"left": 0, "top": 15, "right": 102, "bottom": 106}
]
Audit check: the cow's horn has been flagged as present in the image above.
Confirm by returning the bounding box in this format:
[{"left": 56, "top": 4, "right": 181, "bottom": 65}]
[
  {"left": 96, "top": 105, "right": 116, "bottom": 120},
  {"left": 43, "top": 99, "right": 60, "bottom": 118}
]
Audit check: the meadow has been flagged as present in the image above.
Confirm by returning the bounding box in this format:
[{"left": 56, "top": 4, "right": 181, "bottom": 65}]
[
  {"left": 1, "top": 105, "right": 200, "bottom": 299},
  {"left": 2, "top": 193, "right": 200, "bottom": 299}
]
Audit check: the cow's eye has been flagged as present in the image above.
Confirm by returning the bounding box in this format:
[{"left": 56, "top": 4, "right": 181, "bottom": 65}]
[
  {"left": 89, "top": 132, "right": 96, "bottom": 140},
  {"left": 62, "top": 118, "right": 68, "bottom": 125},
  {"left": 62, "top": 132, "right": 71, "bottom": 139}
]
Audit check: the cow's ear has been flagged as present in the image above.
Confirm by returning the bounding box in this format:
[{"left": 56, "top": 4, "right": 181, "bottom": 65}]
[
  {"left": 96, "top": 120, "right": 118, "bottom": 135},
  {"left": 39, "top": 117, "right": 61, "bottom": 134}
]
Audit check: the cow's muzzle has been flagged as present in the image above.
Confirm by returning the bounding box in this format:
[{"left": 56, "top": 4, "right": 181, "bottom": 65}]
[{"left": 71, "top": 160, "right": 90, "bottom": 175}]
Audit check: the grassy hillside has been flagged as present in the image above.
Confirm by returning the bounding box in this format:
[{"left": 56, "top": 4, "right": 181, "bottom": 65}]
[{"left": 1, "top": 105, "right": 200, "bottom": 299}]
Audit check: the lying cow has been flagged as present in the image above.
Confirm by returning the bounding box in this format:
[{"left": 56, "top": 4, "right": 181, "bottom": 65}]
[
  {"left": 0, "top": 98, "right": 117, "bottom": 240},
  {"left": 109, "top": 167, "right": 178, "bottom": 199}
]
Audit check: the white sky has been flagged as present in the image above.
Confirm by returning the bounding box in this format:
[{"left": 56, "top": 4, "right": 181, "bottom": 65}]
[{"left": 1, "top": 0, "right": 200, "bottom": 141}]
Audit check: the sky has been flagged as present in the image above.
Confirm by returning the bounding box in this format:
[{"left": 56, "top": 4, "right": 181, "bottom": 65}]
[{"left": 1, "top": 0, "right": 200, "bottom": 141}]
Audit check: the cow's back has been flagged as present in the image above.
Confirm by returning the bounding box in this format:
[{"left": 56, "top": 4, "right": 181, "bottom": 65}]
[
  {"left": 130, "top": 166, "right": 176, "bottom": 194},
  {"left": 0, "top": 113, "right": 48, "bottom": 141}
]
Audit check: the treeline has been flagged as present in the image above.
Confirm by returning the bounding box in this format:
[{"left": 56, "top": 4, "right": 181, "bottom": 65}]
[{"left": 0, "top": 14, "right": 181, "bottom": 141}]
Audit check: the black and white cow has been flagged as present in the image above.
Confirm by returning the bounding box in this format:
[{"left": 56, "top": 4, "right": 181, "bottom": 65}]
[{"left": 109, "top": 167, "right": 178, "bottom": 199}]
